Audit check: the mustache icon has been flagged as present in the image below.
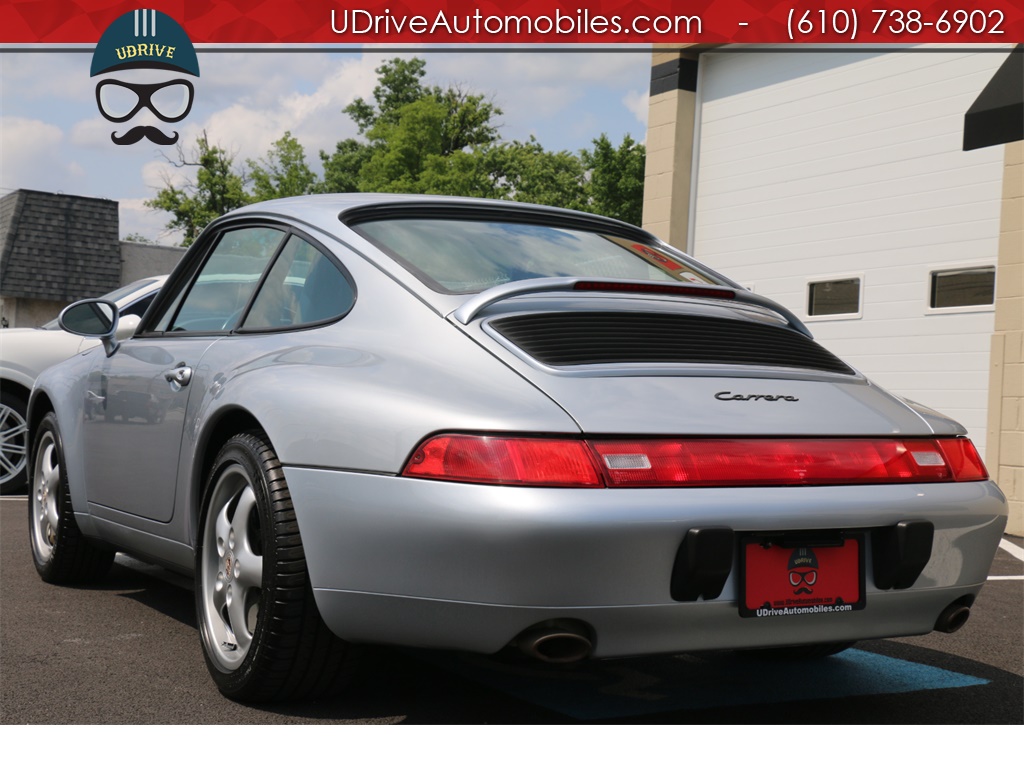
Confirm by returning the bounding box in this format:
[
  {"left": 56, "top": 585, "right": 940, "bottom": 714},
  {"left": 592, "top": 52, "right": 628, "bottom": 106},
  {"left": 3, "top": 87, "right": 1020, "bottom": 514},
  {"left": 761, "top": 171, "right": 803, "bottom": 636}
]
[
  {"left": 794, "top": 587, "right": 813, "bottom": 595},
  {"left": 111, "top": 126, "right": 179, "bottom": 145}
]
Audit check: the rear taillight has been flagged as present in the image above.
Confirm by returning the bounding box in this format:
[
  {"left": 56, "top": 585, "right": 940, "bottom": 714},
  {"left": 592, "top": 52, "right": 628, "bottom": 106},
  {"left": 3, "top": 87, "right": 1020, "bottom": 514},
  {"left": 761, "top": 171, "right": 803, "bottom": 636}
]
[
  {"left": 401, "top": 435, "right": 988, "bottom": 488},
  {"left": 402, "top": 434, "right": 602, "bottom": 487},
  {"left": 589, "top": 437, "right": 987, "bottom": 487}
]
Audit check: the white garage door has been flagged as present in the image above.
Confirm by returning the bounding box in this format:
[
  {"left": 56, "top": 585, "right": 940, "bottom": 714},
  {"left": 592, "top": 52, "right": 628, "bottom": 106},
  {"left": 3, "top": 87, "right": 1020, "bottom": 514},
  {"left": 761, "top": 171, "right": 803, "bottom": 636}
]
[{"left": 692, "top": 46, "right": 1011, "bottom": 458}]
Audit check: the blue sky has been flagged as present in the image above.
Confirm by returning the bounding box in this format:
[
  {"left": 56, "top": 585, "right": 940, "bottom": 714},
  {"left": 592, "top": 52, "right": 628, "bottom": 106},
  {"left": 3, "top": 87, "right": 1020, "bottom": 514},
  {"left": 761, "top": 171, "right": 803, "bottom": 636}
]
[{"left": 0, "top": 49, "right": 651, "bottom": 244}]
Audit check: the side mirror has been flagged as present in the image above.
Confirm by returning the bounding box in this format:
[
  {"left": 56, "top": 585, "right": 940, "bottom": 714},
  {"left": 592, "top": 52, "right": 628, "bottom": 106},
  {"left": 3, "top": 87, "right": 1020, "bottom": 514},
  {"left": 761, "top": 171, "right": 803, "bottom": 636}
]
[{"left": 59, "top": 299, "right": 121, "bottom": 356}]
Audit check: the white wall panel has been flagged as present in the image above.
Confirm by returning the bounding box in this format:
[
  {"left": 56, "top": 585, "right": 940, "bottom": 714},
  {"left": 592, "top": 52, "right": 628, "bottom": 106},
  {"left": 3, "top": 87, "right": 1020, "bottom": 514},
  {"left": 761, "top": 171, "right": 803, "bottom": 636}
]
[{"left": 693, "top": 47, "right": 1010, "bottom": 454}]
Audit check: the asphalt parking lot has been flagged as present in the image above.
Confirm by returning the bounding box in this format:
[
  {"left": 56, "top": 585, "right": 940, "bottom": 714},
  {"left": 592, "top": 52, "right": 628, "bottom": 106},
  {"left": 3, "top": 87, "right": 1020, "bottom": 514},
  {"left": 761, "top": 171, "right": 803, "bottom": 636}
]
[{"left": 1, "top": 495, "right": 1021, "bottom": 725}]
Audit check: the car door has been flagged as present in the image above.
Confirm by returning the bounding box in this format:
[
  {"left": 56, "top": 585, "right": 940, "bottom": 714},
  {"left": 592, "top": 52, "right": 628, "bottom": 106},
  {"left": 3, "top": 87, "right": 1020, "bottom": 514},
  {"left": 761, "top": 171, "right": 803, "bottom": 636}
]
[{"left": 82, "top": 225, "right": 289, "bottom": 523}]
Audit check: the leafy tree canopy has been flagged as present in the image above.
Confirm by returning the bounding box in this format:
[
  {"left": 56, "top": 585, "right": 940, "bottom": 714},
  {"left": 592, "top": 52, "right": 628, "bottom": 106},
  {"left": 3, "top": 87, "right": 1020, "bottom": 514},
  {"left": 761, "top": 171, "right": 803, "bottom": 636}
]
[
  {"left": 146, "top": 131, "right": 250, "bottom": 246},
  {"left": 248, "top": 132, "right": 317, "bottom": 201},
  {"left": 147, "top": 58, "right": 646, "bottom": 246}
]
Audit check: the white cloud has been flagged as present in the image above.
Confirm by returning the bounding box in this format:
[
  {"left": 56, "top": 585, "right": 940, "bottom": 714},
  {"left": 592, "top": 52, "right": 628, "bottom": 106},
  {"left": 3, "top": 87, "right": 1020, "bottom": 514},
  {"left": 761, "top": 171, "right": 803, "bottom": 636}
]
[
  {"left": 118, "top": 197, "right": 175, "bottom": 243},
  {"left": 188, "top": 53, "right": 384, "bottom": 166},
  {"left": 0, "top": 117, "right": 69, "bottom": 191},
  {"left": 624, "top": 89, "right": 649, "bottom": 128},
  {"left": 141, "top": 159, "right": 189, "bottom": 190},
  {"left": 0, "top": 53, "right": 94, "bottom": 104},
  {"left": 69, "top": 116, "right": 118, "bottom": 149},
  {"left": 428, "top": 51, "right": 647, "bottom": 89}
]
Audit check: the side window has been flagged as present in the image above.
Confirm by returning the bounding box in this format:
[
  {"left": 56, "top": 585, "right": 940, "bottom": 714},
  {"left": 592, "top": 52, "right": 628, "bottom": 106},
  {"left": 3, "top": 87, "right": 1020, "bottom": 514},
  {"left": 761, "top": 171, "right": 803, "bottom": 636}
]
[
  {"left": 807, "top": 277, "right": 861, "bottom": 318},
  {"left": 120, "top": 293, "right": 157, "bottom": 320},
  {"left": 242, "top": 236, "right": 354, "bottom": 330},
  {"left": 158, "top": 227, "right": 286, "bottom": 332},
  {"left": 929, "top": 267, "right": 994, "bottom": 309}
]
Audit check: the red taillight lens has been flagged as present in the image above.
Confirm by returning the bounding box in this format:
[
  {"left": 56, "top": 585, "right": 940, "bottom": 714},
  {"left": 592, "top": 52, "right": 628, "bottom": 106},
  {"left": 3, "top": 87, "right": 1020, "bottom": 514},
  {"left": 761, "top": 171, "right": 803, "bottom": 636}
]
[
  {"left": 401, "top": 435, "right": 988, "bottom": 488},
  {"left": 402, "top": 434, "right": 602, "bottom": 487},
  {"left": 933, "top": 437, "right": 988, "bottom": 482},
  {"left": 589, "top": 438, "right": 987, "bottom": 487}
]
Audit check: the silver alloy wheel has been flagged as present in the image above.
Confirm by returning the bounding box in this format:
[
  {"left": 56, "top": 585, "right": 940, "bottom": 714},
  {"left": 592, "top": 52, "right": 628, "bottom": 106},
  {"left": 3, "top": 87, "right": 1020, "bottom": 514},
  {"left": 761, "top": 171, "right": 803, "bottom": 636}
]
[
  {"left": 0, "top": 402, "right": 28, "bottom": 490},
  {"left": 30, "top": 430, "right": 61, "bottom": 561},
  {"left": 199, "top": 465, "right": 265, "bottom": 672}
]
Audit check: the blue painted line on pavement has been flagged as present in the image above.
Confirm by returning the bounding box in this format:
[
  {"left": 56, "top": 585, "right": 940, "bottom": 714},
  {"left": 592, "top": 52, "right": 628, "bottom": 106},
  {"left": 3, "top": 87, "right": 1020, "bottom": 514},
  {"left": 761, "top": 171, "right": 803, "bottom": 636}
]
[{"left": 434, "top": 649, "right": 990, "bottom": 720}]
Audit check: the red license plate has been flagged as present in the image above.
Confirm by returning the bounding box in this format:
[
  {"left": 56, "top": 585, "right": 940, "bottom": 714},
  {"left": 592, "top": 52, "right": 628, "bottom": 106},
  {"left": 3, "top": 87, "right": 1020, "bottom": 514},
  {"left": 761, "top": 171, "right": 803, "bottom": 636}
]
[{"left": 740, "top": 535, "right": 865, "bottom": 618}]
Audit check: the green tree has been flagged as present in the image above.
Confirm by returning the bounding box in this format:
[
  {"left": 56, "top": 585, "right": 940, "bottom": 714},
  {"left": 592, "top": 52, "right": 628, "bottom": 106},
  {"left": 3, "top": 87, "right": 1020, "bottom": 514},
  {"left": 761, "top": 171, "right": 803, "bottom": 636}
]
[
  {"left": 582, "top": 133, "right": 646, "bottom": 225},
  {"left": 345, "top": 58, "right": 431, "bottom": 133},
  {"left": 358, "top": 98, "right": 448, "bottom": 192},
  {"left": 248, "top": 131, "right": 317, "bottom": 201},
  {"left": 490, "top": 138, "right": 589, "bottom": 211},
  {"left": 345, "top": 58, "right": 504, "bottom": 194},
  {"left": 316, "top": 138, "right": 373, "bottom": 194},
  {"left": 146, "top": 131, "right": 250, "bottom": 246},
  {"left": 147, "top": 58, "right": 648, "bottom": 244},
  {"left": 435, "top": 86, "right": 502, "bottom": 155}
]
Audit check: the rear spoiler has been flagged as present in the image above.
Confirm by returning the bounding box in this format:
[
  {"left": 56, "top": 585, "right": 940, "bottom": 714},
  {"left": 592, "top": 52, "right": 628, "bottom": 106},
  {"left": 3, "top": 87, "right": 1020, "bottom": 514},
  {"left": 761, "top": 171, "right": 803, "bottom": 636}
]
[{"left": 450, "top": 277, "right": 814, "bottom": 339}]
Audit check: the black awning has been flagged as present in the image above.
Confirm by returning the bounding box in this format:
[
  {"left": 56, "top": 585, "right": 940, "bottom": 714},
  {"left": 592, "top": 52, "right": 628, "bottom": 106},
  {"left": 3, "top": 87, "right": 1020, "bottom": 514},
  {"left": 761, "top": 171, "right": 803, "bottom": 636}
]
[{"left": 964, "top": 45, "right": 1023, "bottom": 151}]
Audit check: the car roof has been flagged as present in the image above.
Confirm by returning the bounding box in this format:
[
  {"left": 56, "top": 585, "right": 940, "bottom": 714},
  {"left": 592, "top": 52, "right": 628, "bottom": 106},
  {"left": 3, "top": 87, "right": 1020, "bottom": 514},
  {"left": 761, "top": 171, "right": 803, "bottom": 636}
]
[
  {"left": 226, "top": 193, "right": 601, "bottom": 217},
  {"left": 220, "top": 193, "right": 649, "bottom": 238}
]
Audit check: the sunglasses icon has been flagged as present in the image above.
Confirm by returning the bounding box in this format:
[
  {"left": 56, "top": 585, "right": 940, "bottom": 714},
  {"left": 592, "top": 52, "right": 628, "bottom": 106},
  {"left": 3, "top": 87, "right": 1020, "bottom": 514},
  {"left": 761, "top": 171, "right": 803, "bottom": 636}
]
[
  {"left": 789, "top": 569, "right": 818, "bottom": 587},
  {"left": 95, "top": 79, "right": 194, "bottom": 123}
]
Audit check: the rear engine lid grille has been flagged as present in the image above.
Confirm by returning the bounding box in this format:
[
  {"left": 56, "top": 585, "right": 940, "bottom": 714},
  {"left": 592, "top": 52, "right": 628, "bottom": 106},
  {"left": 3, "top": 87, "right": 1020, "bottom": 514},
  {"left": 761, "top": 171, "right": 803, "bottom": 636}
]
[{"left": 488, "top": 311, "right": 855, "bottom": 375}]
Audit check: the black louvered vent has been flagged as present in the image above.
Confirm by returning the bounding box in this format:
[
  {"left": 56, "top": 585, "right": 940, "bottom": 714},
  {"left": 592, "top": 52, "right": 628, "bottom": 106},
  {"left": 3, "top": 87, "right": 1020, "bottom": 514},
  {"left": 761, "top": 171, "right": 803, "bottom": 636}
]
[{"left": 489, "top": 312, "right": 855, "bottom": 374}]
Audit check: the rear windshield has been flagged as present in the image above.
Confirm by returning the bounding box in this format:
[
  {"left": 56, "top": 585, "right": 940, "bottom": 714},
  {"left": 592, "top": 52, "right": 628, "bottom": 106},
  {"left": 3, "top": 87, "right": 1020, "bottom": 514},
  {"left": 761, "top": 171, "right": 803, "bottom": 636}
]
[{"left": 351, "top": 218, "right": 721, "bottom": 294}]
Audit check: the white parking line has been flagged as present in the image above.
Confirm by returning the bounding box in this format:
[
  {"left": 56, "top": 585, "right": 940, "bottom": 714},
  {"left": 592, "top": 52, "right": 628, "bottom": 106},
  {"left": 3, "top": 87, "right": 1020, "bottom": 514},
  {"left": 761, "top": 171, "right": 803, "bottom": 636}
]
[
  {"left": 988, "top": 537, "right": 1024, "bottom": 580},
  {"left": 998, "top": 537, "right": 1024, "bottom": 561}
]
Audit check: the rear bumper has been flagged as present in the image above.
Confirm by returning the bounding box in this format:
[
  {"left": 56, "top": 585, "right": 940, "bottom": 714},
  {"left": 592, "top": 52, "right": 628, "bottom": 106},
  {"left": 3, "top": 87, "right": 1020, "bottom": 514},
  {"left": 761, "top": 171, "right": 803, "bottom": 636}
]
[
  {"left": 283, "top": 467, "right": 1007, "bottom": 656},
  {"left": 309, "top": 584, "right": 984, "bottom": 657}
]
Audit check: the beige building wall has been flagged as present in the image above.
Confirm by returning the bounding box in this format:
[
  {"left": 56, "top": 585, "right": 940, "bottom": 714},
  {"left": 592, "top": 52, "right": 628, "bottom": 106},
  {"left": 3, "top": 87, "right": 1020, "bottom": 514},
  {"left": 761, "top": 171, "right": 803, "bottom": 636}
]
[
  {"left": 643, "top": 51, "right": 698, "bottom": 250},
  {"left": 0, "top": 297, "right": 65, "bottom": 328},
  {"left": 120, "top": 241, "right": 185, "bottom": 285},
  {"left": 987, "top": 141, "right": 1024, "bottom": 536}
]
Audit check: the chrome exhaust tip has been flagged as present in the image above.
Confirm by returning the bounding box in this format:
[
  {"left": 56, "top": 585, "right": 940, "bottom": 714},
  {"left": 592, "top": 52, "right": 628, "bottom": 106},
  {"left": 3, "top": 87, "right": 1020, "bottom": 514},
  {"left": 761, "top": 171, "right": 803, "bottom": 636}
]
[
  {"left": 516, "top": 621, "right": 594, "bottom": 664},
  {"left": 934, "top": 603, "right": 971, "bottom": 634}
]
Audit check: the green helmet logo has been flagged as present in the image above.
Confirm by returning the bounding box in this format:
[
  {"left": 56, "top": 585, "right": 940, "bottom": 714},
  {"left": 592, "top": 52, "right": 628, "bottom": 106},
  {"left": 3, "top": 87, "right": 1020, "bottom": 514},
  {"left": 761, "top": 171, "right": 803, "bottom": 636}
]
[
  {"left": 91, "top": 9, "right": 200, "bottom": 77},
  {"left": 91, "top": 10, "right": 199, "bottom": 146}
]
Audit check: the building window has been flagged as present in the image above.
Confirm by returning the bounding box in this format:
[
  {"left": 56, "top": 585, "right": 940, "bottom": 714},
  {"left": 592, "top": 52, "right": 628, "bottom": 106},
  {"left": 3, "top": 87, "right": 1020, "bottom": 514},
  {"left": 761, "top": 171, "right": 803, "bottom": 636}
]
[
  {"left": 929, "top": 267, "right": 995, "bottom": 309},
  {"left": 808, "top": 278, "right": 861, "bottom": 317}
]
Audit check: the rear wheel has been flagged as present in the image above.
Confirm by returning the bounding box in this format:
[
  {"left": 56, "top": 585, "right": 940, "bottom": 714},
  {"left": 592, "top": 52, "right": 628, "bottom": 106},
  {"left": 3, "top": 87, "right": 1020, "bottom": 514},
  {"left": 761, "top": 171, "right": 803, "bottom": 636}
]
[
  {"left": 196, "top": 431, "right": 353, "bottom": 702},
  {"left": 29, "top": 413, "right": 114, "bottom": 583},
  {"left": 1, "top": 389, "right": 29, "bottom": 494}
]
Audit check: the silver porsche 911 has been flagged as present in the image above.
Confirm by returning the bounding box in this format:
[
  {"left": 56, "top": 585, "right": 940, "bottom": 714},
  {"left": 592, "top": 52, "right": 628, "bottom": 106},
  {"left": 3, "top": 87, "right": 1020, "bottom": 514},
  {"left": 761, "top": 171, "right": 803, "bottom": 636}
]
[{"left": 28, "top": 194, "right": 1007, "bottom": 702}]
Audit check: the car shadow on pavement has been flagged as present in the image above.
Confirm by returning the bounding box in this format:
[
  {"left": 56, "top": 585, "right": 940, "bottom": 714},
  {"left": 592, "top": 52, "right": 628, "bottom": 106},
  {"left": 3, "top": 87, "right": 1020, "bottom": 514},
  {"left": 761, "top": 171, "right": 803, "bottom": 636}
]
[{"left": 99, "top": 560, "right": 199, "bottom": 629}]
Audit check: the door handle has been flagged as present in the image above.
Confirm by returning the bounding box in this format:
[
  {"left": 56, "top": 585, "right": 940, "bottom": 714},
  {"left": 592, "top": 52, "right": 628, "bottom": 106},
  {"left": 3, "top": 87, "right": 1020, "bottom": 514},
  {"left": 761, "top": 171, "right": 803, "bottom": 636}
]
[{"left": 164, "top": 364, "right": 193, "bottom": 391}]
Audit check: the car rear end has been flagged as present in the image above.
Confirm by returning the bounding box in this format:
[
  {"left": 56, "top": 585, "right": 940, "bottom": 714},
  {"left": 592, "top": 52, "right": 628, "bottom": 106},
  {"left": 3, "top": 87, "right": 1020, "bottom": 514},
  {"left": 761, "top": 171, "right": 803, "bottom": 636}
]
[{"left": 287, "top": 201, "right": 1008, "bottom": 660}]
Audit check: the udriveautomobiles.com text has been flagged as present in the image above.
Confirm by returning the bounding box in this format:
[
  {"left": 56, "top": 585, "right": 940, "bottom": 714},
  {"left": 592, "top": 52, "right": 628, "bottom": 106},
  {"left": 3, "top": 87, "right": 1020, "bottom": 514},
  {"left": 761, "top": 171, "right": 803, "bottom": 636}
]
[{"left": 330, "top": 8, "right": 703, "bottom": 37}]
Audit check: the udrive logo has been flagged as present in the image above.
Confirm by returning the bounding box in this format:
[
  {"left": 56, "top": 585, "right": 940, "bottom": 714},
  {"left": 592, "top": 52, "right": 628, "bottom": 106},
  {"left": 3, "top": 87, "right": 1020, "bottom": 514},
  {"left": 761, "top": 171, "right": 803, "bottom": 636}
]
[{"left": 90, "top": 9, "right": 200, "bottom": 146}]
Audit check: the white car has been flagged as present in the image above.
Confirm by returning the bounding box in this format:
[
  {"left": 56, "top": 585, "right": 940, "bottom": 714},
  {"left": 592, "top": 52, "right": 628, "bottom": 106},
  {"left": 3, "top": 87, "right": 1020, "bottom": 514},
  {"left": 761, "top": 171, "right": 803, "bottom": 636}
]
[{"left": 0, "top": 276, "right": 166, "bottom": 494}]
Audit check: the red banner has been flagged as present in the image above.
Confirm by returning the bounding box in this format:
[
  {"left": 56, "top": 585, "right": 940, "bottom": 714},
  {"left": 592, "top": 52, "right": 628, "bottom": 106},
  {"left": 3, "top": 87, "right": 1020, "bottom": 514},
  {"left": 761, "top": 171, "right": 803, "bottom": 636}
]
[{"left": 1, "top": 0, "right": 1022, "bottom": 44}]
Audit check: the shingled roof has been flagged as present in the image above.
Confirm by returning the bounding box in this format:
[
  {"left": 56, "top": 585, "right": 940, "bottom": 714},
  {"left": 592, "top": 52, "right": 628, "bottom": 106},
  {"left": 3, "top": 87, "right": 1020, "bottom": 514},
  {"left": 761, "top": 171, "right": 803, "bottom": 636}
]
[{"left": 0, "top": 189, "right": 122, "bottom": 302}]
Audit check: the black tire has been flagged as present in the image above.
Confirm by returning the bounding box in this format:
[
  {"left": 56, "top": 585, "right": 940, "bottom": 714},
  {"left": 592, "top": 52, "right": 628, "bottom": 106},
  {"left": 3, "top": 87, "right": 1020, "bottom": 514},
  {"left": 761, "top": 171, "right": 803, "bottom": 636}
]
[
  {"left": 738, "top": 641, "right": 855, "bottom": 661},
  {"left": 1, "top": 388, "right": 29, "bottom": 495},
  {"left": 28, "top": 413, "right": 114, "bottom": 583},
  {"left": 195, "top": 431, "right": 354, "bottom": 702}
]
